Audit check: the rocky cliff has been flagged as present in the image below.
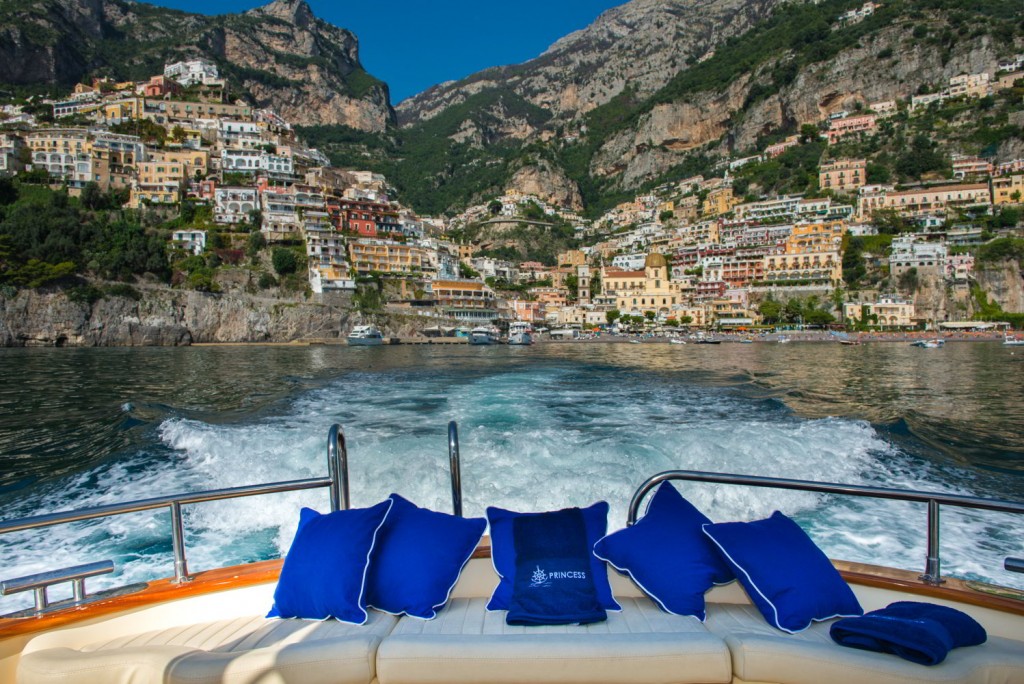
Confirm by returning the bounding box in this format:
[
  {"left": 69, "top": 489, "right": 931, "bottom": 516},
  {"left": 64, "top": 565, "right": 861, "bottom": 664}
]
[
  {"left": 591, "top": 23, "right": 1021, "bottom": 190},
  {"left": 397, "top": 0, "right": 781, "bottom": 126},
  {"left": 0, "top": 287, "right": 351, "bottom": 346},
  {"left": 0, "top": 0, "right": 394, "bottom": 130}
]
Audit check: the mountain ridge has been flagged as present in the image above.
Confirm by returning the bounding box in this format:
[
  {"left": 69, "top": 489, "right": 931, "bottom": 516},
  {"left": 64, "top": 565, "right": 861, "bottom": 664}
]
[{"left": 0, "top": 0, "right": 395, "bottom": 130}]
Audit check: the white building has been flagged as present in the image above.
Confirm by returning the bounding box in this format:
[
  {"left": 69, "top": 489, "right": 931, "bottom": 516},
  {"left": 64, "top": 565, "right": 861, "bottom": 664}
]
[
  {"left": 172, "top": 230, "right": 207, "bottom": 255},
  {"left": 610, "top": 253, "right": 647, "bottom": 270},
  {"left": 164, "top": 59, "right": 220, "bottom": 87},
  {"left": 214, "top": 187, "right": 258, "bottom": 224},
  {"left": 889, "top": 236, "right": 947, "bottom": 276}
]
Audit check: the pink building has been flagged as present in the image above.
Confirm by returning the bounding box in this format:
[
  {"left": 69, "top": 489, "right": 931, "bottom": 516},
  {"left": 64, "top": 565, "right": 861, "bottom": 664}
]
[{"left": 826, "top": 114, "right": 877, "bottom": 144}]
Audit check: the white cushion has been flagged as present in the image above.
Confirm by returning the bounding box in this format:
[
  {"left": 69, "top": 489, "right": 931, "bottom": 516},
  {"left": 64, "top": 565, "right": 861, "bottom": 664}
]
[
  {"left": 705, "top": 602, "right": 1024, "bottom": 684},
  {"left": 376, "top": 596, "right": 732, "bottom": 684},
  {"left": 18, "top": 611, "right": 398, "bottom": 684}
]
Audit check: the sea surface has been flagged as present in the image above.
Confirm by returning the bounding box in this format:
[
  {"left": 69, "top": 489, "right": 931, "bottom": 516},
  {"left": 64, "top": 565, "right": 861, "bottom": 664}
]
[{"left": 1, "top": 341, "right": 1022, "bottom": 613}]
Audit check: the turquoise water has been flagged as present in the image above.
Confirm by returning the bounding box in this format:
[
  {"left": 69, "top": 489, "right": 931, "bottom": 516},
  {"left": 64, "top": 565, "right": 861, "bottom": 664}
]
[{"left": 0, "top": 342, "right": 1022, "bottom": 611}]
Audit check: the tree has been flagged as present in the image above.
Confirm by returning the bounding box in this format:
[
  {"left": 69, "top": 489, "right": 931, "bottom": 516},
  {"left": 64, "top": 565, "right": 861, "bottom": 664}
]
[
  {"left": 589, "top": 270, "right": 601, "bottom": 295},
  {"left": 644, "top": 310, "right": 656, "bottom": 322},
  {"left": 246, "top": 231, "right": 266, "bottom": 257},
  {"left": 800, "top": 124, "right": 820, "bottom": 143},
  {"left": 272, "top": 248, "right": 298, "bottom": 276},
  {"left": 565, "top": 273, "right": 579, "bottom": 300},
  {"left": 606, "top": 309, "right": 621, "bottom": 324},
  {"left": 0, "top": 177, "right": 17, "bottom": 206},
  {"left": 758, "top": 298, "right": 782, "bottom": 323},
  {"left": 488, "top": 200, "right": 502, "bottom": 215}
]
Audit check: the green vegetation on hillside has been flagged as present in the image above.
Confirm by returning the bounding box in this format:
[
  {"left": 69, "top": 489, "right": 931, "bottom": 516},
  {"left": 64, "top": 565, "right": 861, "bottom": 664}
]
[
  {"left": 0, "top": 179, "right": 169, "bottom": 287},
  {"left": 300, "top": 89, "right": 552, "bottom": 215}
]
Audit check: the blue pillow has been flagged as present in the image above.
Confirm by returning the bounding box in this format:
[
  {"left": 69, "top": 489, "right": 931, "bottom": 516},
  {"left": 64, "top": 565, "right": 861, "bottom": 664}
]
[
  {"left": 486, "top": 502, "right": 620, "bottom": 612},
  {"left": 702, "top": 511, "right": 863, "bottom": 633},
  {"left": 365, "top": 493, "right": 486, "bottom": 619},
  {"left": 593, "top": 482, "right": 734, "bottom": 619},
  {"left": 268, "top": 500, "right": 392, "bottom": 624}
]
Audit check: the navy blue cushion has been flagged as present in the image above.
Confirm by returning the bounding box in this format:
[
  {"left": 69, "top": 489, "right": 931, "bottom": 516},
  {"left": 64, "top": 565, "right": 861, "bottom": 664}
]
[
  {"left": 365, "top": 493, "right": 486, "bottom": 619},
  {"left": 268, "top": 500, "right": 392, "bottom": 623},
  {"left": 487, "top": 502, "right": 620, "bottom": 611},
  {"left": 593, "top": 482, "right": 734, "bottom": 619},
  {"left": 702, "top": 511, "right": 862, "bottom": 632}
]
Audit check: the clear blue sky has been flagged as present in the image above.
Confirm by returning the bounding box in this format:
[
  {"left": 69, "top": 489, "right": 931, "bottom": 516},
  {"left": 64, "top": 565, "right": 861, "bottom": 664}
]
[{"left": 145, "top": 0, "right": 626, "bottom": 103}]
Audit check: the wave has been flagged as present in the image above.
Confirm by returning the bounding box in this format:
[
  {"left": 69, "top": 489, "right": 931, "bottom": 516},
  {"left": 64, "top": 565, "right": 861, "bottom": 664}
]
[{"left": 1, "top": 355, "right": 1021, "bottom": 615}]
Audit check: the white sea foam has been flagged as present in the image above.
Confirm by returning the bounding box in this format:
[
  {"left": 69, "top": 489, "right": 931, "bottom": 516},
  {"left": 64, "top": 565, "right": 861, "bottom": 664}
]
[{"left": 1, "top": 362, "right": 1020, "bottom": 615}]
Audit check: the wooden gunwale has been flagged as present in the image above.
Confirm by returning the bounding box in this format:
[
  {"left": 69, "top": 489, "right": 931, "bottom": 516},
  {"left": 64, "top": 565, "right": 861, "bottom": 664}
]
[{"left": 0, "top": 545, "right": 1019, "bottom": 642}]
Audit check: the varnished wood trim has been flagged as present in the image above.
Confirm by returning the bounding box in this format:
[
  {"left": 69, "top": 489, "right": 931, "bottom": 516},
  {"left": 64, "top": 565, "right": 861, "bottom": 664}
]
[
  {"left": 835, "top": 559, "right": 1024, "bottom": 616},
  {"left": 1, "top": 547, "right": 1019, "bottom": 642},
  {"left": 0, "top": 559, "right": 283, "bottom": 640}
]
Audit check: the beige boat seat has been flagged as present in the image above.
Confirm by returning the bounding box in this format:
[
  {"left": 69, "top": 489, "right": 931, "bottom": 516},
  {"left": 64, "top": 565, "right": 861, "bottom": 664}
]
[
  {"left": 375, "top": 596, "right": 733, "bottom": 684},
  {"left": 705, "top": 602, "right": 1024, "bottom": 684},
  {"left": 17, "top": 610, "right": 398, "bottom": 684}
]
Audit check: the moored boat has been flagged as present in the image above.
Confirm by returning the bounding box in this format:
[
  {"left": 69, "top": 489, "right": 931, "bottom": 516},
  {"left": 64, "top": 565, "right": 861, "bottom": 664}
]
[
  {"left": 1003, "top": 334, "right": 1024, "bottom": 347},
  {"left": 911, "top": 338, "right": 944, "bottom": 348},
  {"left": 469, "top": 326, "right": 497, "bottom": 345},
  {"left": 507, "top": 322, "right": 534, "bottom": 346},
  {"left": 347, "top": 325, "right": 384, "bottom": 346}
]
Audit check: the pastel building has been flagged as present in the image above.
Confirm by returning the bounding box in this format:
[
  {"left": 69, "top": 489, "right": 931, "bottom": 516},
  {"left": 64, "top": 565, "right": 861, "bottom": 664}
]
[
  {"left": 845, "top": 296, "right": 915, "bottom": 328},
  {"left": 826, "top": 114, "right": 877, "bottom": 144},
  {"left": 819, "top": 159, "right": 866, "bottom": 193}
]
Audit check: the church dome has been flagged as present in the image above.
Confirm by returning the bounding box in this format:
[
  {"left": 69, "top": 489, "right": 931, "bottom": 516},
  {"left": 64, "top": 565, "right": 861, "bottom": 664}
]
[{"left": 645, "top": 253, "right": 668, "bottom": 269}]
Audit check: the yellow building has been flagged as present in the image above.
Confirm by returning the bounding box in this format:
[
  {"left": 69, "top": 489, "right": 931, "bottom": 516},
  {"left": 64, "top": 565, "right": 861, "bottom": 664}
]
[
  {"left": 992, "top": 175, "right": 1023, "bottom": 205},
  {"left": 819, "top": 159, "right": 866, "bottom": 194},
  {"left": 605, "top": 254, "right": 682, "bottom": 315},
  {"left": 844, "top": 296, "right": 915, "bottom": 328},
  {"left": 762, "top": 221, "right": 844, "bottom": 284},
  {"left": 151, "top": 149, "right": 209, "bottom": 179},
  {"left": 429, "top": 279, "right": 498, "bottom": 322},
  {"left": 557, "top": 250, "right": 587, "bottom": 268},
  {"left": 129, "top": 160, "right": 185, "bottom": 208},
  {"left": 348, "top": 239, "right": 425, "bottom": 275},
  {"left": 702, "top": 187, "right": 739, "bottom": 218}
]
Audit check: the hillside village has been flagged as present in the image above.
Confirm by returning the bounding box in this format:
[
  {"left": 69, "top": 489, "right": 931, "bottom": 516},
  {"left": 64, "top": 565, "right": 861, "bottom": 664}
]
[{"left": 1, "top": 46, "right": 1023, "bottom": 336}]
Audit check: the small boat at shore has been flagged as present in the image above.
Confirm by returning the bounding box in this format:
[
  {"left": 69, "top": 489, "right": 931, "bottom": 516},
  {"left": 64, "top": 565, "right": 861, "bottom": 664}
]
[
  {"left": 911, "top": 338, "right": 944, "bottom": 349},
  {"left": 347, "top": 325, "right": 384, "bottom": 346},
  {"left": 507, "top": 322, "right": 534, "bottom": 346},
  {"left": 469, "top": 326, "right": 497, "bottom": 345},
  {"left": 1003, "top": 334, "right": 1024, "bottom": 347}
]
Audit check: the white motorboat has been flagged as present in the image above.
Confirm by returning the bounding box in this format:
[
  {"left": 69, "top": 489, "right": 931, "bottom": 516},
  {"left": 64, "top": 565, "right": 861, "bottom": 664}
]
[
  {"left": 1003, "top": 334, "right": 1024, "bottom": 347},
  {"left": 507, "top": 322, "right": 534, "bottom": 346},
  {"left": 911, "top": 338, "right": 944, "bottom": 349},
  {"left": 469, "top": 326, "right": 497, "bottom": 345},
  {"left": 347, "top": 325, "right": 384, "bottom": 346},
  {"left": 0, "top": 424, "right": 1022, "bottom": 684}
]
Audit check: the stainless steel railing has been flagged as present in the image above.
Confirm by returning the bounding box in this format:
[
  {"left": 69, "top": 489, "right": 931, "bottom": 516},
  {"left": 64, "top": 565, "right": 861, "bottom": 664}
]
[
  {"left": 628, "top": 470, "right": 1024, "bottom": 586},
  {"left": 448, "top": 420, "right": 463, "bottom": 517},
  {"left": 0, "top": 424, "right": 350, "bottom": 615},
  {"left": 1, "top": 421, "right": 467, "bottom": 617}
]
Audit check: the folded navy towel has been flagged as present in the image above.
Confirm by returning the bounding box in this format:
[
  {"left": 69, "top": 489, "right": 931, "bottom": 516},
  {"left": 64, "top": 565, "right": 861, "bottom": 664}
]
[
  {"left": 879, "top": 601, "right": 986, "bottom": 647},
  {"left": 830, "top": 601, "right": 986, "bottom": 665},
  {"left": 506, "top": 508, "right": 606, "bottom": 626}
]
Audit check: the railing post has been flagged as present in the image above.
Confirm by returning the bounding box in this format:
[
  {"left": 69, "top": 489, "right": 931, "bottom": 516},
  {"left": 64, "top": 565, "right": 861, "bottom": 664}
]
[
  {"left": 328, "top": 423, "right": 349, "bottom": 511},
  {"left": 170, "top": 501, "right": 191, "bottom": 584},
  {"left": 920, "top": 499, "right": 944, "bottom": 585},
  {"left": 448, "top": 421, "right": 463, "bottom": 517}
]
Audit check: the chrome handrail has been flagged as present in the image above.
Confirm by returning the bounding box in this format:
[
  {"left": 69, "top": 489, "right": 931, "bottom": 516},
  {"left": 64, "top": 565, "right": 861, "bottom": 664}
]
[
  {"left": 628, "top": 470, "right": 1024, "bottom": 586},
  {"left": 0, "top": 424, "right": 349, "bottom": 593},
  {"left": 448, "top": 421, "right": 463, "bottom": 517},
  {"left": 0, "top": 560, "right": 114, "bottom": 613}
]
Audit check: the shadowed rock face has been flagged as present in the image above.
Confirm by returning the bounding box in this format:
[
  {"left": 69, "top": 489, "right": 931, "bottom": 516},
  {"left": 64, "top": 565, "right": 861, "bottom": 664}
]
[
  {"left": 396, "top": 0, "right": 781, "bottom": 127},
  {"left": 0, "top": 0, "right": 394, "bottom": 131}
]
